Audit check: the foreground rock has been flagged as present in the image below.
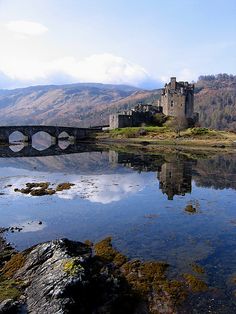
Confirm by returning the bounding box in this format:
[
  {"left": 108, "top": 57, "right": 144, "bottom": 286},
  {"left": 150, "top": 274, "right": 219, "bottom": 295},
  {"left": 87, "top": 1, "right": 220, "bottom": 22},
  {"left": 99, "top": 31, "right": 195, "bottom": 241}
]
[
  {"left": 1, "top": 238, "right": 138, "bottom": 314},
  {"left": 0, "top": 237, "right": 208, "bottom": 313}
]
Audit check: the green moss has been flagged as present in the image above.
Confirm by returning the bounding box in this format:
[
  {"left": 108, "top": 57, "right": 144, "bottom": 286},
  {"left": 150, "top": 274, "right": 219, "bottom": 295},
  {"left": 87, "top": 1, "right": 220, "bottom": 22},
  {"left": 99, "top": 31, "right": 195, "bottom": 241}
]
[
  {"left": 2, "top": 253, "right": 26, "bottom": 278},
  {"left": 191, "top": 128, "right": 210, "bottom": 135},
  {"left": 56, "top": 183, "right": 75, "bottom": 191},
  {"left": 109, "top": 126, "right": 169, "bottom": 139},
  {"left": 110, "top": 128, "right": 138, "bottom": 139},
  {"left": 63, "top": 258, "right": 84, "bottom": 276},
  {"left": 183, "top": 274, "right": 208, "bottom": 292},
  {"left": 0, "top": 278, "right": 22, "bottom": 302}
]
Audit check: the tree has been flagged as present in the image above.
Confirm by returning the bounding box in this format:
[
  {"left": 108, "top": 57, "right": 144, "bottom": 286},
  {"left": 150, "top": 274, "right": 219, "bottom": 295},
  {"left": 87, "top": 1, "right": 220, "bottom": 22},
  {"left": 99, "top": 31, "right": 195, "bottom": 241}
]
[
  {"left": 153, "top": 113, "right": 167, "bottom": 126},
  {"left": 167, "top": 116, "right": 188, "bottom": 136}
]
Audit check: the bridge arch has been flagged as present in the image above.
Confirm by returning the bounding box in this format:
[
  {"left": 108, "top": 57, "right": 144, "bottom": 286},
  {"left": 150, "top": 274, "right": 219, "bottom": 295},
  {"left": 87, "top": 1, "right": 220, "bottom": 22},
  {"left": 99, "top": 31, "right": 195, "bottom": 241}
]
[
  {"left": 58, "top": 131, "right": 71, "bottom": 149},
  {"left": 32, "top": 131, "right": 53, "bottom": 150},
  {"left": 9, "top": 143, "right": 25, "bottom": 152},
  {"left": 9, "top": 131, "right": 27, "bottom": 144},
  {"left": 58, "top": 131, "right": 70, "bottom": 140}
]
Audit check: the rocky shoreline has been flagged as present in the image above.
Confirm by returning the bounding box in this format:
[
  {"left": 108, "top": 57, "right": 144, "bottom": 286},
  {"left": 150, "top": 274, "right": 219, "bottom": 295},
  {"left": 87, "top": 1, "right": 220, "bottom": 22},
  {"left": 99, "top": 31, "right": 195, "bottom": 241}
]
[{"left": 0, "top": 231, "right": 210, "bottom": 314}]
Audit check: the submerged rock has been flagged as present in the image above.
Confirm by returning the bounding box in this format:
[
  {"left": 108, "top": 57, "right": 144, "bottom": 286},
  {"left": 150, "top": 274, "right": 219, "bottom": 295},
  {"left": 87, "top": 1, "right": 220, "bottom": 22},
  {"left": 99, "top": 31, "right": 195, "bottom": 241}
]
[
  {"left": 56, "top": 182, "right": 75, "bottom": 191},
  {"left": 14, "top": 182, "right": 75, "bottom": 197},
  {"left": 184, "top": 204, "right": 197, "bottom": 214}
]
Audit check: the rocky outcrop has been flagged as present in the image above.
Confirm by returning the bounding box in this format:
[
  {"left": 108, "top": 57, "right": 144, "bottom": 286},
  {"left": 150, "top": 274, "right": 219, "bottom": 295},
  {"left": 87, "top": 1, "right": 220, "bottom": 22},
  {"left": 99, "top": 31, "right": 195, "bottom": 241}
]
[
  {"left": 0, "top": 237, "right": 207, "bottom": 313},
  {"left": 14, "top": 239, "right": 91, "bottom": 313},
  {"left": 1, "top": 238, "right": 139, "bottom": 314}
]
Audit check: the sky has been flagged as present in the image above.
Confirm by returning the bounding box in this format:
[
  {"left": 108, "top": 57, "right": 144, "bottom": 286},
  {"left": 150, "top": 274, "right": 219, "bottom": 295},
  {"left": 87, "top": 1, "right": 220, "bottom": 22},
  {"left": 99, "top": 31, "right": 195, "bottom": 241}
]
[{"left": 0, "top": 0, "right": 236, "bottom": 89}]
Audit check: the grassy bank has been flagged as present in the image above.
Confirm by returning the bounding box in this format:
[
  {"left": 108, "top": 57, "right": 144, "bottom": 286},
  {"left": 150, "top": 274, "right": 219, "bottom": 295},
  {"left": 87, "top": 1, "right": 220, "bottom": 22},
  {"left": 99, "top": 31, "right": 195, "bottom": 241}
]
[{"left": 96, "top": 126, "right": 236, "bottom": 149}]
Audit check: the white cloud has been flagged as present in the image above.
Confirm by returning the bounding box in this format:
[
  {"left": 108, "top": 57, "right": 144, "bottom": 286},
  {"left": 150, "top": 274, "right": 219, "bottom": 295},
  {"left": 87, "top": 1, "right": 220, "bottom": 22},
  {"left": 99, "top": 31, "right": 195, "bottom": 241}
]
[
  {"left": 178, "top": 68, "right": 196, "bottom": 82},
  {"left": 0, "top": 53, "right": 156, "bottom": 88},
  {"left": 5, "top": 20, "right": 48, "bottom": 36},
  {"left": 160, "top": 68, "right": 196, "bottom": 84},
  {"left": 56, "top": 173, "right": 146, "bottom": 204}
]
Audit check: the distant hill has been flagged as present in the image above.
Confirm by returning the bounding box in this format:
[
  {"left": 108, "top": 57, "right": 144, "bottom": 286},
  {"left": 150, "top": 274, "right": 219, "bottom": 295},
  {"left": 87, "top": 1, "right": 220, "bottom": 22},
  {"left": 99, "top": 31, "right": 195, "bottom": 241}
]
[{"left": 0, "top": 74, "right": 235, "bottom": 130}]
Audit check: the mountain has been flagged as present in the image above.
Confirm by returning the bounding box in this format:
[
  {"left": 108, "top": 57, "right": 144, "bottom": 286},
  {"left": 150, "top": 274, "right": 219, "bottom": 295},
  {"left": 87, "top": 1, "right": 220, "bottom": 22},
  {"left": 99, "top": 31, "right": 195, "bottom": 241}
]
[
  {"left": 0, "top": 74, "right": 235, "bottom": 130},
  {"left": 0, "top": 82, "right": 161, "bottom": 127}
]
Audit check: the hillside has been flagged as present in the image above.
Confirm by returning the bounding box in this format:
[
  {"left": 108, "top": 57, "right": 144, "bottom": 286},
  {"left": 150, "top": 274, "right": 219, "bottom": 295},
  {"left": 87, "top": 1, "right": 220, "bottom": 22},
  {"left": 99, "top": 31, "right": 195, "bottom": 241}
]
[
  {"left": 194, "top": 74, "right": 236, "bottom": 130},
  {"left": 0, "top": 83, "right": 161, "bottom": 127},
  {"left": 0, "top": 74, "right": 235, "bottom": 130}
]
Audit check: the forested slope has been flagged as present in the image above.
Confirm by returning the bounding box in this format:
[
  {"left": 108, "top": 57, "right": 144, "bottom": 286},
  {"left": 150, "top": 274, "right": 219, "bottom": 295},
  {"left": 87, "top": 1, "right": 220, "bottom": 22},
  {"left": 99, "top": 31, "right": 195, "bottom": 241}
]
[{"left": 195, "top": 74, "right": 236, "bottom": 130}]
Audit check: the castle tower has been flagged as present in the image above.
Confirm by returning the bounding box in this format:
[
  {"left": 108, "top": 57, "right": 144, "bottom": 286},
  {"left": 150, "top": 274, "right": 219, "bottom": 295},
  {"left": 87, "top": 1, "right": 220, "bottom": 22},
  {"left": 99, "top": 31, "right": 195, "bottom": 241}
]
[{"left": 160, "top": 77, "right": 194, "bottom": 119}]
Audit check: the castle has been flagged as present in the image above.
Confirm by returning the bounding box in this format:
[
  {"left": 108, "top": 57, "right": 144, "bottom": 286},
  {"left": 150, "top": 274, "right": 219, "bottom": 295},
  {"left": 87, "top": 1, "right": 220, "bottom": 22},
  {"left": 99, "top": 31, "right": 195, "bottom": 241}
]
[{"left": 109, "top": 77, "right": 198, "bottom": 129}]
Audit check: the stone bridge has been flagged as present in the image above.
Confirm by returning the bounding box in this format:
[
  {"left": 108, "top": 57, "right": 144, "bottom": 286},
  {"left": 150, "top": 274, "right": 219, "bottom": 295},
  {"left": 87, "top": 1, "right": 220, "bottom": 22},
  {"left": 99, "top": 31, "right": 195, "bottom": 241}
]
[{"left": 0, "top": 125, "right": 100, "bottom": 144}]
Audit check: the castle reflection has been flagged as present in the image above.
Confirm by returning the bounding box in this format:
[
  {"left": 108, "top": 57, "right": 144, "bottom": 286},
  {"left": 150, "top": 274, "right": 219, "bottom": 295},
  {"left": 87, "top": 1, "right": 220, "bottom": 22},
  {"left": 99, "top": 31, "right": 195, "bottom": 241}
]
[
  {"left": 109, "top": 151, "right": 195, "bottom": 200},
  {"left": 157, "top": 159, "right": 193, "bottom": 200}
]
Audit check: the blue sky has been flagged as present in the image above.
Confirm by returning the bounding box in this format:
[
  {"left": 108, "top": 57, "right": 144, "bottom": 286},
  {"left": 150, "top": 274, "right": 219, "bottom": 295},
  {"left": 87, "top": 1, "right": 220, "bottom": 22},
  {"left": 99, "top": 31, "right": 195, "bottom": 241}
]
[{"left": 0, "top": 0, "right": 235, "bottom": 89}]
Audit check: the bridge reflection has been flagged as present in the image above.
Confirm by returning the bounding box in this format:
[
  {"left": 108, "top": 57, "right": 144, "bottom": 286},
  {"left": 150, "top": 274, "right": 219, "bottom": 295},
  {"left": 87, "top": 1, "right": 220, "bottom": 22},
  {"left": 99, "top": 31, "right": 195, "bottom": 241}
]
[{"left": 0, "top": 142, "right": 102, "bottom": 158}]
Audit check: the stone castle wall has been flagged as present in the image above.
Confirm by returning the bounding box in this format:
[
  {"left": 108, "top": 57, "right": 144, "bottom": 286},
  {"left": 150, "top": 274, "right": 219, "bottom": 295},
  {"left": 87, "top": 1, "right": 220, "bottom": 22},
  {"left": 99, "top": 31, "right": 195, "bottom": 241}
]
[
  {"left": 161, "top": 77, "right": 194, "bottom": 119},
  {"left": 109, "top": 114, "right": 133, "bottom": 129},
  {"left": 109, "top": 104, "right": 162, "bottom": 129}
]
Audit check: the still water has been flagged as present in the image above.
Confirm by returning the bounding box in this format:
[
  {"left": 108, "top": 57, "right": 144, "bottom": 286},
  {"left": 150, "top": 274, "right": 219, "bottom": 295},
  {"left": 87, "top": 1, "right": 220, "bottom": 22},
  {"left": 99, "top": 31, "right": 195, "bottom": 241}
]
[{"left": 0, "top": 142, "right": 236, "bottom": 313}]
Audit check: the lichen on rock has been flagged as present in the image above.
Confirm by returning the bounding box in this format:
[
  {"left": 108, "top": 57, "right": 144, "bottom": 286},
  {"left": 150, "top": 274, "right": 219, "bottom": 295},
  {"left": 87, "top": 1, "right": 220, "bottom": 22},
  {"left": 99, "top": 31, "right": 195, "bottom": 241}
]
[{"left": 63, "top": 258, "right": 85, "bottom": 276}]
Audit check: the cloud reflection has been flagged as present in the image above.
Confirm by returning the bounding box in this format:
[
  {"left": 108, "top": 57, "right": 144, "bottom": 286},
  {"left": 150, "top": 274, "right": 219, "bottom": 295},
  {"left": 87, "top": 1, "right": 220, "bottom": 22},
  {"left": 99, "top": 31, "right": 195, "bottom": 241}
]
[{"left": 0, "top": 168, "right": 150, "bottom": 204}]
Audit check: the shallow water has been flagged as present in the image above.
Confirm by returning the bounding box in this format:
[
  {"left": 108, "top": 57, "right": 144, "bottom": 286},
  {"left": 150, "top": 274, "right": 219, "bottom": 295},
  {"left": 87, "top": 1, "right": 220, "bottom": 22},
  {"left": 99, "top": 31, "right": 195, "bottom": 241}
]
[{"left": 0, "top": 143, "right": 236, "bottom": 312}]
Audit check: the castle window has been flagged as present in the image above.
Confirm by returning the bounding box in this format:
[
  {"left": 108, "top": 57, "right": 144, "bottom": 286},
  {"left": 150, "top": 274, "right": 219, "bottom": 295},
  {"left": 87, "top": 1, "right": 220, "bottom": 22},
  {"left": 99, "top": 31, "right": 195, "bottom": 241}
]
[{"left": 171, "top": 101, "right": 174, "bottom": 107}]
